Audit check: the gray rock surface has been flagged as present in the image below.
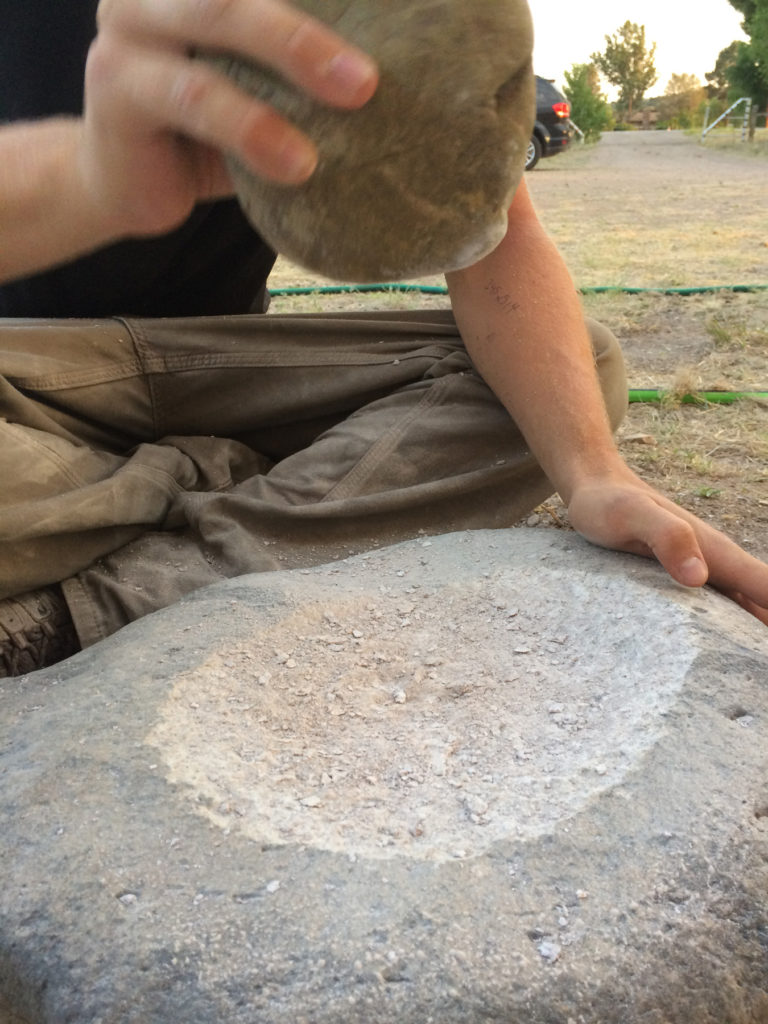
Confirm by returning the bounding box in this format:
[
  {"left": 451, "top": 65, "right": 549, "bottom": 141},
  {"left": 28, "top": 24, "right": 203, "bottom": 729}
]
[
  {"left": 1, "top": 529, "right": 767, "bottom": 1024},
  {"left": 204, "top": 0, "right": 534, "bottom": 281}
]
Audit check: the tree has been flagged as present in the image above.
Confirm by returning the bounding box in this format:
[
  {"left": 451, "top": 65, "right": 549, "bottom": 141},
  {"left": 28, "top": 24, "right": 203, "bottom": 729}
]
[
  {"left": 591, "top": 21, "right": 658, "bottom": 120},
  {"left": 725, "top": 0, "right": 768, "bottom": 104},
  {"left": 727, "top": 40, "right": 768, "bottom": 105},
  {"left": 753, "top": 3, "right": 768, "bottom": 71},
  {"left": 563, "top": 63, "right": 613, "bottom": 141},
  {"left": 660, "top": 73, "right": 707, "bottom": 126},
  {"left": 728, "top": 0, "right": 757, "bottom": 23},
  {"left": 706, "top": 40, "right": 742, "bottom": 98}
]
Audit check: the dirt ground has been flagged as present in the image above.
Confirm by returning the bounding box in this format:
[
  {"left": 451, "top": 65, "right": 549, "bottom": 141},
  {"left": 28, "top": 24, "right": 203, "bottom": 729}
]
[{"left": 267, "top": 130, "right": 768, "bottom": 565}]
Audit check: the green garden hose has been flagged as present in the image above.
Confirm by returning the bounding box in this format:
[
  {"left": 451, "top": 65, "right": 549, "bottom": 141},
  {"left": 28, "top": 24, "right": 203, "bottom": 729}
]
[
  {"left": 582, "top": 285, "right": 768, "bottom": 296},
  {"left": 269, "top": 282, "right": 768, "bottom": 404},
  {"left": 270, "top": 283, "right": 449, "bottom": 296},
  {"left": 628, "top": 389, "right": 768, "bottom": 404},
  {"left": 269, "top": 282, "right": 768, "bottom": 297}
]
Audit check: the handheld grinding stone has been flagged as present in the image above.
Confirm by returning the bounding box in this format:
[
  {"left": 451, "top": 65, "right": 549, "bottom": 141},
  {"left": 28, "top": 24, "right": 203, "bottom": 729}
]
[{"left": 204, "top": 0, "right": 535, "bottom": 281}]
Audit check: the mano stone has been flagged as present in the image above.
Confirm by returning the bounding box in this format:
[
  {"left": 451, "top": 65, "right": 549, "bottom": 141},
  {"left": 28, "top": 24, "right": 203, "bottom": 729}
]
[{"left": 204, "top": 0, "right": 534, "bottom": 281}]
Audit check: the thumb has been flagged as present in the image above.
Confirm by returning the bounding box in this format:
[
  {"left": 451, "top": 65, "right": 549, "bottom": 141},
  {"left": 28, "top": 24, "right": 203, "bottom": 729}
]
[{"left": 645, "top": 516, "right": 709, "bottom": 588}]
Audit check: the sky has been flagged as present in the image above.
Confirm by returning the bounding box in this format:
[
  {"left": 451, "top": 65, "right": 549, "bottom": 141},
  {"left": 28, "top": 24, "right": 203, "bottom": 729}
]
[{"left": 527, "top": 0, "right": 748, "bottom": 97}]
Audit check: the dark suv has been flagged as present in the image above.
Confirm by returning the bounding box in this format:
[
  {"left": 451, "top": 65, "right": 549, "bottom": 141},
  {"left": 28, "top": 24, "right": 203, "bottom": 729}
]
[{"left": 526, "top": 76, "right": 574, "bottom": 170}]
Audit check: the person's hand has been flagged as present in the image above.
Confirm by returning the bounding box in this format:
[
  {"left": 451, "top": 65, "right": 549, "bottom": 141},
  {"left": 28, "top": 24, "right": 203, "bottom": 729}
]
[
  {"left": 567, "top": 468, "right": 768, "bottom": 626},
  {"left": 79, "top": 0, "right": 378, "bottom": 238}
]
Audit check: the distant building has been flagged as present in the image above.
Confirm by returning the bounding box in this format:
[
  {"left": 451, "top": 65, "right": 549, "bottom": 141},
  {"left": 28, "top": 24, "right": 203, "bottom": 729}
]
[{"left": 627, "top": 108, "right": 659, "bottom": 129}]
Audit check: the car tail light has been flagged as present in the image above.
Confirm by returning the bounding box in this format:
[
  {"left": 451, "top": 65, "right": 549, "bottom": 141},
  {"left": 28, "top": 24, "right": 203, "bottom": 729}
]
[{"left": 552, "top": 102, "right": 570, "bottom": 119}]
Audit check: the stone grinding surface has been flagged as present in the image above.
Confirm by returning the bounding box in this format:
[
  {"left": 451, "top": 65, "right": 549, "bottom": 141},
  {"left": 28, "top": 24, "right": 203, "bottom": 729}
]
[
  {"left": 149, "top": 551, "right": 696, "bottom": 860},
  {"left": 1, "top": 530, "right": 767, "bottom": 1024}
]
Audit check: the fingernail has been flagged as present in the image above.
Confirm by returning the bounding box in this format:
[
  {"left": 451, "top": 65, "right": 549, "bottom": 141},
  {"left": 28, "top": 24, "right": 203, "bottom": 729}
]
[
  {"left": 680, "top": 556, "right": 708, "bottom": 586},
  {"left": 325, "top": 51, "right": 378, "bottom": 101}
]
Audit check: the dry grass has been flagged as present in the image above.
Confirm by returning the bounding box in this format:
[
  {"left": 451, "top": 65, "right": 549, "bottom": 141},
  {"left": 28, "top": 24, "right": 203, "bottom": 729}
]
[
  {"left": 528, "top": 134, "right": 768, "bottom": 290},
  {"left": 700, "top": 126, "right": 768, "bottom": 158},
  {"left": 267, "top": 131, "right": 768, "bottom": 563}
]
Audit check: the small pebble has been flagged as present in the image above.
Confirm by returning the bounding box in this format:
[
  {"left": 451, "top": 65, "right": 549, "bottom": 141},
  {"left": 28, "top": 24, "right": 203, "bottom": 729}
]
[{"left": 537, "top": 940, "right": 561, "bottom": 963}]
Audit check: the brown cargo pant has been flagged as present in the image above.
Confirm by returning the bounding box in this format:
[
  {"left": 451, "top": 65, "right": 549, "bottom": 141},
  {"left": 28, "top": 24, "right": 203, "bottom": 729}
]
[{"left": 0, "top": 309, "right": 627, "bottom": 649}]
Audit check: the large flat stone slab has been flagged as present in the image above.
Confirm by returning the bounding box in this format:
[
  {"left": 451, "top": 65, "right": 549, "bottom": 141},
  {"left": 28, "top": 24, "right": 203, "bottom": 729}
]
[{"left": 1, "top": 530, "right": 767, "bottom": 1023}]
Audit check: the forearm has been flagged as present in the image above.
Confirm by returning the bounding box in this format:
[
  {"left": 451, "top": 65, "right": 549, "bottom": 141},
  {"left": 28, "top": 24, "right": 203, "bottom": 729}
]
[
  {"left": 446, "top": 182, "right": 625, "bottom": 504},
  {"left": 0, "top": 118, "right": 122, "bottom": 285}
]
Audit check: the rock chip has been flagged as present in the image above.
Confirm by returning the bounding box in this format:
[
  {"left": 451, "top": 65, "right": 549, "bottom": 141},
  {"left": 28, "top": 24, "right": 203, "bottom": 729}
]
[
  {"left": 1, "top": 530, "right": 767, "bottom": 1023},
  {"left": 203, "top": 0, "right": 534, "bottom": 280}
]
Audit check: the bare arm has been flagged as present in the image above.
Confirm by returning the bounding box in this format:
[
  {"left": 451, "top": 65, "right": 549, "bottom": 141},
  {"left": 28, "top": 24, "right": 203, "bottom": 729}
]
[
  {"left": 447, "top": 178, "right": 618, "bottom": 504},
  {"left": 0, "top": 118, "right": 118, "bottom": 283},
  {"left": 0, "top": 0, "right": 378, "bottom": 284},
  {"left": 447, "top": 179, "right": 768, "bottom": 624}
]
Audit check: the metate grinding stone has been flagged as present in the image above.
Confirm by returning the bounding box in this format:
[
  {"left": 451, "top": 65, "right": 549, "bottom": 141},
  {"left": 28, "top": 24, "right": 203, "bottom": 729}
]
[{"left": 204, "top": 0, "right": 535, "bottom": 281}]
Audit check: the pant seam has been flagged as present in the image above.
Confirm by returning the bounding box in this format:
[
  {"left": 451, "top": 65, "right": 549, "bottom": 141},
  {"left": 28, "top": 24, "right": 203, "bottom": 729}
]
[
  {"left": 61, "top": 574, "right": 109, "bottom": 648},
  {"left": 117, "top": 317, "right": 165, "bottom": 440},
  {"left": 323, "top": 378, "right": 452, "bottom": 502}
]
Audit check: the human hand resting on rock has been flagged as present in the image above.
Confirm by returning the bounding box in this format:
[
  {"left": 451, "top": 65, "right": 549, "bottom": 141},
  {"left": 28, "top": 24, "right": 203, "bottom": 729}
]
[
  {"left": 567, "top": 470, "right": 768, "bottom": 627},
  {"left": 0, "top": 0, "right": 378, "bottom": 283}
]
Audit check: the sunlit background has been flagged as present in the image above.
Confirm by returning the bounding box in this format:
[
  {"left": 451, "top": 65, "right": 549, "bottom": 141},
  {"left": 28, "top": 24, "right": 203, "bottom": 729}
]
[{"left": 527, "top": 0, "right": 748, "bottom": 96}]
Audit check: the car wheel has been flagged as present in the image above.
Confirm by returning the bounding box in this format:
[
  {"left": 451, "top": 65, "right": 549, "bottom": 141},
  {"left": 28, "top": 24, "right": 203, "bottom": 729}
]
[{"left": 525, "top": 135, "right": 542, "bottom": 171}]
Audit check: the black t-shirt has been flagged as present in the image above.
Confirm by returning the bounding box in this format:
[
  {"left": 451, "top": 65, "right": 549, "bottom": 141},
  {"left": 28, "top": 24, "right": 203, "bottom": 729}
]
[{"left": 0, "top": 0, "right": 276, "bottom": 318}]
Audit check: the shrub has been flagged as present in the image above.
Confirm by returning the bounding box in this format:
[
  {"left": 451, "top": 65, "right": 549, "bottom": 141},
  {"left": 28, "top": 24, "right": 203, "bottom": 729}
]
[{"left": 563, "top": 63, "right": 614, "bottom": 142}]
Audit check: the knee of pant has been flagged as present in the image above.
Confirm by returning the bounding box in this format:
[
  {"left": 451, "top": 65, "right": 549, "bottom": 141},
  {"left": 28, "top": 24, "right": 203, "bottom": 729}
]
[{"left": 588, "top": 319, "right": 628, "bottom": 432}]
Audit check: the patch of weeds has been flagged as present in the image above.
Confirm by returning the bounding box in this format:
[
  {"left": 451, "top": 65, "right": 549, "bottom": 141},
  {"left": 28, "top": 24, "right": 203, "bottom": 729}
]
[
  {"left": 706, "top": 316, "right": 768, "bottom": 351},
  {"left": 655, "top": 367, "right": 709, "bottom": 408},
  {"left": 707, "top": 318, "right": 735, "bottom": 349},
  {"left": 678, "top": 450, "right": 720, "bottom": 476}
]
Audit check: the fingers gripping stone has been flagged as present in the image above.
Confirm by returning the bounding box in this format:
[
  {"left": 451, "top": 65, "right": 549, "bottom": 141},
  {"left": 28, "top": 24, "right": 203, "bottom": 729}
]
[{"left": 205, "top": 0, "right": 535, "bottom": 281}]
